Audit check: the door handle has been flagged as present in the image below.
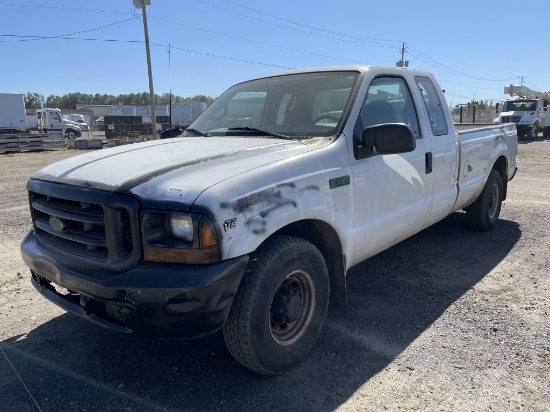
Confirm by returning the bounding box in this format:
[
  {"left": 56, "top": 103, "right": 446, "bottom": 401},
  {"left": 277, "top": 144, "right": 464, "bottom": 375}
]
[{"left": 425, "top": 152, "right": 433, "bottom": 174}]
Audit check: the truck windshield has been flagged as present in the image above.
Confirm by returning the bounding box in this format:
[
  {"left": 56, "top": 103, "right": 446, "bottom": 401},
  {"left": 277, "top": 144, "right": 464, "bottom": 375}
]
[
  {"left": 186, "top": 71, "right": 360, "bottom": 139},
  {"left": 502, "top": 100, "right": 537, "bottom": 112}
]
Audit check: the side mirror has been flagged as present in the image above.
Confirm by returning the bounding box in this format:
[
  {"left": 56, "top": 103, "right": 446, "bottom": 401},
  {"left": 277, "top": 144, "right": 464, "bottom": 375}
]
[
  {"left": 362, "top": 123, "right": 416, "bottom": 154},
  {"left": 495, "top": 103, "right": 500, "bottom": 113}
]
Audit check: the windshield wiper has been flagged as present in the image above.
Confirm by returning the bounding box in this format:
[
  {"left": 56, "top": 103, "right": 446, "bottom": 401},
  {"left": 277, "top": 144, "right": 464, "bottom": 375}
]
[
  {"left": 227, "top": 127, "right": 294, "bottom": 140},
  {"left": 183, "top": 128, "right": 211, "bottom": 137}
]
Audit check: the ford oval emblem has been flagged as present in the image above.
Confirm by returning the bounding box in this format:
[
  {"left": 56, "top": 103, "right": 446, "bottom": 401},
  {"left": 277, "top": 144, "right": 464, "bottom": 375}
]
[{"left": 49, "top": 217, "right": 67, "bottom": 232}]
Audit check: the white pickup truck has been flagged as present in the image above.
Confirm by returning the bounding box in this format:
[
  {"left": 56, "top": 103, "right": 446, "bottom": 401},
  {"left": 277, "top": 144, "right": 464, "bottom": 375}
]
[{"left": 21, "top": 65, "right": 517, "bottom": 375}]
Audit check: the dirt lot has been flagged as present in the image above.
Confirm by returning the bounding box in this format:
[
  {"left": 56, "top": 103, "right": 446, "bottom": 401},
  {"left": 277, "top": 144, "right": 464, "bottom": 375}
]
[{"left": 1, "top": 141, "right": 549, "bottom": 412}]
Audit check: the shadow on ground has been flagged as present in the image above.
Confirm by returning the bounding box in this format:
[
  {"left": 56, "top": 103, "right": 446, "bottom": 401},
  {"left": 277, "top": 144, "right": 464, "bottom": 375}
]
[{"left": 1, "top": 212, "right": 521, "bottom": 412}]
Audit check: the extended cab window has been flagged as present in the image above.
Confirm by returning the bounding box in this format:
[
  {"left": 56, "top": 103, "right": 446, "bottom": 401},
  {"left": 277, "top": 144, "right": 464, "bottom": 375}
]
[
  {"left": 414, "top": 77, "right": 448, "bottom": 136},
  {"left": 358, "top": 77, "right": 420, "bottom": 138}
]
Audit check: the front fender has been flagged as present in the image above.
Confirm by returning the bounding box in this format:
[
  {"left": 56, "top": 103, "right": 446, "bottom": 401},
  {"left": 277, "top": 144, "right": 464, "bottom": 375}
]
[{"left": 218, "top": 181, "right": 351, "bottom": 259}]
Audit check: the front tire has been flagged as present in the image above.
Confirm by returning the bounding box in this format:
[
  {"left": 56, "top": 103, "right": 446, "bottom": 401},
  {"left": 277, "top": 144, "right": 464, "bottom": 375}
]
[
  {"left": 529, "top": 122, "right": 539, "bottom": 139},
  {"left": 223, "top": 235, "right": 329, "bottom": 375},
  {"left": 466, "top": 169, "right": 503, "bottom": 231},
  {"left": 65, "top": 129, "right": 77, "bottom": 139}
]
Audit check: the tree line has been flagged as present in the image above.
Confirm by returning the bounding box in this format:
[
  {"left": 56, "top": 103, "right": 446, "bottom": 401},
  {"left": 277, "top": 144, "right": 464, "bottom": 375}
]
[{"left": 24, "top": 92, "right": 215, "bottom": 109}]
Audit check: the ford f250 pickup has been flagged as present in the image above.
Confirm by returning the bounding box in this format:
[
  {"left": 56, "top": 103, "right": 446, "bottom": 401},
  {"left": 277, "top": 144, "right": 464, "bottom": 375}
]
[{"left": 21, "top": 65, "right": 518, "bottom": 375}]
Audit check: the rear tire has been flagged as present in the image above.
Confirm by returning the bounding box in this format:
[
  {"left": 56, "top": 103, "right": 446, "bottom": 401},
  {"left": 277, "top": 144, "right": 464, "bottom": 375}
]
[
  {"left": 466, "top": 169, "right": 503, "bottom": 231},
  {"left": 223, "top": 235, "right": 329, "bottom": 375}
]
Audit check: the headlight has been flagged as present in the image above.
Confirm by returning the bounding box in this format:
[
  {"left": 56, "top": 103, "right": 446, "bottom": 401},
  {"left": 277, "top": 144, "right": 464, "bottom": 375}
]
[
  {"left": 170, "top": 214, "right": 193, "bottom": 242},
  {"left": 141, "top": 211, "right": 221, "bottom": 264}
]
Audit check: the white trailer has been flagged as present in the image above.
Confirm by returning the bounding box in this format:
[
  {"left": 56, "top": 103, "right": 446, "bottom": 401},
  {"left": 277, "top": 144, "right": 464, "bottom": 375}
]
[{"left": 0, "top": 93, "right": 28, "bottom": 132}]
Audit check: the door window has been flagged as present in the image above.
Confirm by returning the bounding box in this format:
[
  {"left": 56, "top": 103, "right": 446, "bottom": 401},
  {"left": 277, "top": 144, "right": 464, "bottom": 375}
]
[
  {"left": 359, "top": 76, "right": 420, "bottom": 138},
  {"left": 414, "top": 77, "right": 448, "bottom": 136}
]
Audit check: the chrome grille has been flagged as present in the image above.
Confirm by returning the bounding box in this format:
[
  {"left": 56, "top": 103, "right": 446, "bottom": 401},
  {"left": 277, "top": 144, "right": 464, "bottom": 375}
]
[{"left": 502, "top": 116, "right": 521, "bottom": 123}]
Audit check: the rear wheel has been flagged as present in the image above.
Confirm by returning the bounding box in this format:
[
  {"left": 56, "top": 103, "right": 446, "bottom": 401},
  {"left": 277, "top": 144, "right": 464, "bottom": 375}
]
[
  {"left": 223, "top": 235, "right": 329, "bottom": 375},
  {"left": 543, "top": 128, "right": 550, "bottom": 138},
  {"left": 466, "top": 169, "right": 503, "bottom": 231}
]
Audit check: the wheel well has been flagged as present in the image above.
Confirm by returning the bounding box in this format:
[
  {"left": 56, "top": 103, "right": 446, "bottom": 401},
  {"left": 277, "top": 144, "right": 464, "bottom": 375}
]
[
  {"left": 272, "top": 220, "right": 347, "bottom": 304},
  {"left": 492, "top": 156, "right": 508, "bottom": 200}
]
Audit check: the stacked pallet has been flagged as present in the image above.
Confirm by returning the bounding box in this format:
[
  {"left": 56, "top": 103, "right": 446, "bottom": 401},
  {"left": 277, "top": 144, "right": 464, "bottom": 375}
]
[
  {"left": 0, "top": 134, "right": 44, "bottom": 153},
  {"left": 42, "top": 133, "right": 66, "bottom": 151},
  {"left": 0, "top": 132, "right": 68, "bottom": 153}
]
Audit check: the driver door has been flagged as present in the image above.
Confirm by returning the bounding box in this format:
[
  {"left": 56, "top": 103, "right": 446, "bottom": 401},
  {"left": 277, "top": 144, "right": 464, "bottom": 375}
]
[{"left": 349, "top": 73, "right": 434, "bottom": 263}]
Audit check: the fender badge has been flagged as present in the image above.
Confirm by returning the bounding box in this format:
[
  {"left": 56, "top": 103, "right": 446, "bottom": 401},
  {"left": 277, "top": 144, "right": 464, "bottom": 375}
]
[
  {"left": 224, "top": 218, "right": 237, "bottom": 232},
  {"left": 329, "top": 175, "right": 350, "bottom": 189},
  {"left": 49, "top": 216, "right": 67, "bottom": 232}
]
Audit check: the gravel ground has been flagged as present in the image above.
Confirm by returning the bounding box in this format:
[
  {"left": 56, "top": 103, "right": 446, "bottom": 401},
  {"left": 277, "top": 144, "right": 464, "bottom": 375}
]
[{"left": 0, "top": 140, "right": 549, "bottom": 412}]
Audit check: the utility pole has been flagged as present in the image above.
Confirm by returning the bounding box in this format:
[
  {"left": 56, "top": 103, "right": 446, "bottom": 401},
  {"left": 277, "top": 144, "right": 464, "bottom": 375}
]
[
  {"left": 168, "top": 42, "right": 172, "bottom": 134},
  {"left": 133, "top": 0, "right": 158, "bottom": 139},
  {"left": 396, "top": 42, "right": 409, "bottom": 68}
]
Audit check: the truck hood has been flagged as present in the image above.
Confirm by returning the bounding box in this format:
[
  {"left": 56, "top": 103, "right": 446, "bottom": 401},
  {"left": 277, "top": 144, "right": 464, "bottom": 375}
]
[{"left": 31, "top": 136, "right": 319, "bottom": 206}]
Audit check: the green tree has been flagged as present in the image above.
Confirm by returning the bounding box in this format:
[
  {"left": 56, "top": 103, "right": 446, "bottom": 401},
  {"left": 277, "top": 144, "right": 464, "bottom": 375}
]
[
  {"left": 45, "top": 95, "right": 62, "bottom": 107},
  {"left": 24, "top": 92, "right": 43, "bottom": 109},
  {"left": 26, "top": 91, "right": 215, "bottom": 107}
]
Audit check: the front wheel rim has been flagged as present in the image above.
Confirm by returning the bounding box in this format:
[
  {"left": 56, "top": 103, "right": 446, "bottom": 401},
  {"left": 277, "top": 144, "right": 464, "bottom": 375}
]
[{"left": 269, "top": 270, "right": 316, "bottom": 346}]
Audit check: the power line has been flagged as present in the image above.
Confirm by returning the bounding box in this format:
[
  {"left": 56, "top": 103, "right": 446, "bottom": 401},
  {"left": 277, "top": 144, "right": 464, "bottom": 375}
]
[
  {"left": 0, "top": 34, "right": 144, "bottom": 44},
  {"left": 149, "top": 16, "right": 369, "bottom": 65},
  {"left": 196, "top": 0, "right": 519, "bottom": 83},
  {"left": 406, "top": 44, "right": 516, "bottom": 82},
  {"left": 0, "top": 1, "right": 133, "bottom": 15},
  {"left": 438, "top": 79, "right": 499, "bottom": 90},
  {"left": 1, "top": 0, "right": 523, "bottom": 85},
  {"left": 211, "top": 0, "right": 402, "bottom": 44},
  {"left": 0, "top": 18, "right": 136, "bottom": 43},
  {"left": 0, "top": 34, "right": 296, "bottom": 70},
  {"left": 0, "top": 0, "right": 527, "bottom": 89},
  {"left": 191, "top": 0, "right": 398, "bottom": 49},
  {"left": 166, "top": 44, "right": 295, "bottom": 70}
]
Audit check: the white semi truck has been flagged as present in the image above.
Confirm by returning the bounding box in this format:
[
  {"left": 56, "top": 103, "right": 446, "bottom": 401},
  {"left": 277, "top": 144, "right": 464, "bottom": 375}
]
[
  {"left": 0, "top": 93, "right": 82, "bottom": 138},
  {"left": 493, "top": 85, "right": 550, "bottom": 139},
  {"left": 62, "top": 114, "right": 90, "bottom": 131}
]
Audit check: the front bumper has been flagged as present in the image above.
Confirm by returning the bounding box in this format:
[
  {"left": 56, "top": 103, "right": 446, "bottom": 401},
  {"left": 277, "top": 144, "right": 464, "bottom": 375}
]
[
  {"left": 21, "top": 230, "right": 249, "bottom": 339},
  {"left": 516, "top": 124, "right": 533, "bottom": 132}
]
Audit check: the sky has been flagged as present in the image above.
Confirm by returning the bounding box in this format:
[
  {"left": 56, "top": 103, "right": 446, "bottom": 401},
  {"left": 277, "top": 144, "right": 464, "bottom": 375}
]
[{"left": 1, "top": 0, "right": 549, "bottom": 106}]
